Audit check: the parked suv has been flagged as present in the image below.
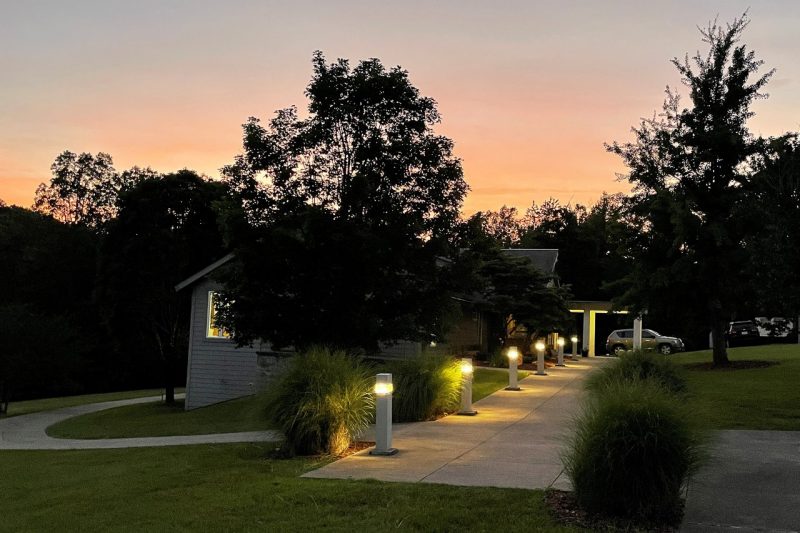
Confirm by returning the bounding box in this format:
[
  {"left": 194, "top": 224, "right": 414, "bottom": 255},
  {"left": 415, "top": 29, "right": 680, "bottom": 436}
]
[
  {"left": 605, "top": 329, "right": 685, "bottom": 356},
  {"left": 727, "top": 320, "right": 760, "bottom": 347}
]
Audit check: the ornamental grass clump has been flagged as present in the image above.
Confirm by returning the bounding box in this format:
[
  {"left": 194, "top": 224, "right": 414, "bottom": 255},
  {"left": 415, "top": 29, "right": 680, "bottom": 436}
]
[
  {"left": 563, "top": 380, "right": 705, "bottom": 527},
  {"left": 265, "top": 346, "right": 374, "bottom": 456},
  {"left": 586, "top": 349, "right": 687, "bottom": 394},
  {"left": 389, "top": 354, "right": 461, "bottom": 422}
]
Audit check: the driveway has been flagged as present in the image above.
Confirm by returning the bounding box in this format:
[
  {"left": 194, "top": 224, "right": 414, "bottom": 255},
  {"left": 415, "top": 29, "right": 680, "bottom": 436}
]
[{"left": 682, "top": 430, "right": 800, "bottom": 532}]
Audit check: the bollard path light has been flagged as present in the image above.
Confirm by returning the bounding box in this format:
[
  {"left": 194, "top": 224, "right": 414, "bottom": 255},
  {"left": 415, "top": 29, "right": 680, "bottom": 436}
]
[
  {"left": 556, "top": 337, "right": 566, "bottom": 367},
  {"left": 370, "top": 373, "right": 398, "bottom": 456},
  {"left": 535, "top": 340, "right": 547, "bottom": 376},
  {"left": 505, "top": 346, "right": 521, "bottom": 391},
  {"left": 570, "top": 335, "right": 579, "bottom": 361},
  {"left": 458, "top": 358, "right": 478, "bottom": 415}
]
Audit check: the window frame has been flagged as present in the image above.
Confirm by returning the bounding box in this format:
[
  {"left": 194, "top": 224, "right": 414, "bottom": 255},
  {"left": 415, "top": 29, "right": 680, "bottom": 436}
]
[{"left": 206, "top": 291, "right": 231, "bottom": 339}]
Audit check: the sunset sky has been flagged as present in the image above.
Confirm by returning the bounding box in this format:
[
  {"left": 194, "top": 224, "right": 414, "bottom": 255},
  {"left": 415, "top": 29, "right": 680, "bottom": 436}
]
[{"left": 2, "top": 1, "right": 799, "bottom": 214}]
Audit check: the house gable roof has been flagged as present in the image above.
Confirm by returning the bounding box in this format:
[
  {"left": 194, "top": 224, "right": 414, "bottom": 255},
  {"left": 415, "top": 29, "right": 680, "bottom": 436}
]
[
  {"left": 501, "top": 248, "right": 558, "bottom": 275},
  {"left": 174, "top": 253, "right": 235, "bottom": 292}
]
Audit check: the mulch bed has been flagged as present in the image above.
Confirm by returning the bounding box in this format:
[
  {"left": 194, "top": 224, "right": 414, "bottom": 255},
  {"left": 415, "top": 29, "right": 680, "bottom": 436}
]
[
  {"left": 684, "top": 360, "right": 777, "bottom": 371},
  {"left": 545, "top": 490, "right": 681, "bottom": 532},
  {"left": 337, "top": 441, "right": 376, "bottom": 457}
]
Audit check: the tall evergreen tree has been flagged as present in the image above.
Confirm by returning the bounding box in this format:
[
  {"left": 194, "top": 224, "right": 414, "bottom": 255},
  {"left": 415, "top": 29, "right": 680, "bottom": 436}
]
[{"left": 607, "top": 15, "right": 773, "bottom": 365}]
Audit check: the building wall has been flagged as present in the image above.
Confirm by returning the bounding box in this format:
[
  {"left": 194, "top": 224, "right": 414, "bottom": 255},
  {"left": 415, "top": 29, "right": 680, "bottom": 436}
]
[{"left": 184, "top": 278, "right": 289, "bottom": 410}]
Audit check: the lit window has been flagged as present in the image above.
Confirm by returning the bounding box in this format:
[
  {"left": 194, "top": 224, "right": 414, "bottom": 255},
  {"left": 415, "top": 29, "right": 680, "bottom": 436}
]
[{"left": 207, "top": 291, "right": 231, "bottom": 338}]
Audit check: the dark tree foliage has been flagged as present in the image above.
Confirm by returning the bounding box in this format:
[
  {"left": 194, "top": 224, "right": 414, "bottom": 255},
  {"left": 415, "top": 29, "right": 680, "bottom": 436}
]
[
  {"left": 33, "top": 151, "right": 155, "bottom": 228},
  {"left": 477, "top": 252, "right": 571, "bottom": 343},
  {"left": 472, "top": 195, "right": 636, "bottom": 302},
  {"left": 450, "top": 216, "right": 571, "bottom": 350},
  {"left": 217, "top": 52, "right": 468, "bottom": 352},
  {"left": 97, "top": 171, "right": 227, "bottom": 403},
  {"left": 0, "top": 206, "right": 99, "bottom": 405},
  {"left": 607, "top": 15, "right": 773, "bottom": 365},
  {"left": 478, "top": 206, "right": 523, "bottom": 247},
  {"left": 745, "top": 135, "right": 800, "bottom": 317}
]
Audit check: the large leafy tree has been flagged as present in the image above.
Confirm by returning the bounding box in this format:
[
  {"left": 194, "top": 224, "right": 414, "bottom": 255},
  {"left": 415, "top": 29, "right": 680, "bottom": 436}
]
[
  {"left": 607, "top": 15, "right": 773, "bottom": 365},
  {"left": 217, "top": 52, "right": 468, "bottom": 351},
  {"left": 33, "top": 151, "right": 156, "bottom": 228},
  {"left": 745, "top": 135, "right": 800, "bottom": 318},
  {"left": 98, "top": 171, "right": 227, "bottom": 403},
  {"left": 0, "top": 206, "right": 98, "bottom": 406}
]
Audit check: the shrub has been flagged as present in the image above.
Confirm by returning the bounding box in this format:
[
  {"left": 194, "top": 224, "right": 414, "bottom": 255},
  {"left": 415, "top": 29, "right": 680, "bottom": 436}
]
[
  {"left": 586, "top": 349, "right": 687, "bottom": 394},
  {"left": 488, "top": 347, "right": 506, "bottom": 368},
  {"left": 264, "top": 346, "right": 374, "bottom": 456},
  {"left": 563, "top": 380, "right": 705, "bottom": 526},
  {"left": 389, "top": 354, "right": 461, "bottom": 422}
]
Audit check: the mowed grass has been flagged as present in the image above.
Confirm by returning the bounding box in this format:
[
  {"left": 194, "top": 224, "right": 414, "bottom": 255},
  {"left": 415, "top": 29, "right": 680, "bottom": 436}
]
[
  {"left": 47, "top": 395, "right": 268, "bottom": 439},
  {"left": 0, "top": 443, "right": 579, "bottom": 532},
  {"left": 473, "top": 367, "right": 529, "bottom": 402},
  {"left": 672, "top": 343, "right": 800, "bottom": 430},
  {"left": 47, "top": 368, "right": 525, "bottom": 439},
  {"left": 3, "top": 388, "right": 184, "bottom": 418}
]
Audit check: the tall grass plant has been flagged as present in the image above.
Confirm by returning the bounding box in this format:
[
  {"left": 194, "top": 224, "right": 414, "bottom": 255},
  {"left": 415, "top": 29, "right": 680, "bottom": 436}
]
[
  {"left": 586, "top": 349, "right": 687, "bottom": 394},
  {"left": 264, "top": 346, "right": 374, "bottom": 455},
  {"left": 563, "top": 380, "right": 705, "bottom": 526},
  {"left": 389, "top": 354, "right": 461, "bottom": 422}
]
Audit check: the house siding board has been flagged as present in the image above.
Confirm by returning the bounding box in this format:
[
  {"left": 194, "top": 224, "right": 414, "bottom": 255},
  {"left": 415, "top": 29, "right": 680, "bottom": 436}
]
[{"left": 185, "top": 279, "right": 261, "bottom": 410}]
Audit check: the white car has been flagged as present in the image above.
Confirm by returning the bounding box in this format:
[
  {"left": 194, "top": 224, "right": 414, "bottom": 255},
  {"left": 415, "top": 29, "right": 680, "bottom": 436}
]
[{"left": 754, "top": 317, "right": 794, "bottom": 338}]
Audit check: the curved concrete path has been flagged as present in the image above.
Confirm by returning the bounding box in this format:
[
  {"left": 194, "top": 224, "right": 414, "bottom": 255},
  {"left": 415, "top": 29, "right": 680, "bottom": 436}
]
[
  {"left": 304, "top": 357, "right": 607, "bottom": 490},
  {"left": 0, "top": 395, "right": 281, "bottom": 450}
]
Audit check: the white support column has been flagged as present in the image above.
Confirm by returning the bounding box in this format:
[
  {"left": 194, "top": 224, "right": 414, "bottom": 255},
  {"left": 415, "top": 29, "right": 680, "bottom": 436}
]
[
  {"left": 588, "top": 311, "right": 597, "bottom": 357},
  {"left": 633, "top": 315, "right": 643, "bottom": 351},
  {"left": 582, "top": 310, "right": 591, "bottom": 356}
]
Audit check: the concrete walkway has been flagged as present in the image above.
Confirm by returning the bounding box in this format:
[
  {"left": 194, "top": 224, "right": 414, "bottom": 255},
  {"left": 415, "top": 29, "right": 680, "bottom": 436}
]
[
  {"left": 682, "top": 430, "right": 800, "bottom": 533},
  {"left": 303, "top": 357, "right": 606, "bottom": 489},
  {"left": 0, "top": 395, "right": 281, "bottom": 450}
]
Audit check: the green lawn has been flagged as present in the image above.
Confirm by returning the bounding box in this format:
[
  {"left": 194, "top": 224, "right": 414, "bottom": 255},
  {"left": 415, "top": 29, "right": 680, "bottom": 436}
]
[
  {"left": 3, "top": 388, "right": 184, "bottom": 418},
  {"left": 47, "top": 394, "right": 267, "bottom": 439},
  {"left": 47, "top": 368, "right": 526, "bottom": 440},
  {"left": 0, "top": 443, "right": 578, "bottom": 532},
  {"left": 473, "top": 367, "right": 529, "bottom": 402},
  {"left": 672, "top": 343, "right": 800, "bottom": 430}
]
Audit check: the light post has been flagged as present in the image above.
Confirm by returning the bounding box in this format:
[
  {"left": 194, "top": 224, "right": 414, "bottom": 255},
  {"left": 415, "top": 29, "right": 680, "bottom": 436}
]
[
  {"left": 370, "top": 373, "right": 398, "bottom": 456},
  {"left": 556, "top": 337, "right": 566, "bottom": 366},
  {"left": 458, "top": 358, "right": 478, "bottom": 415},
  {"left": 535, "top": 340, "right": 547, "bottom": 376},
  {"left": 505, "top": 346, "right": 521, "bottom": 391},
  {"left": 570, "top": 335, "right": 579, "bottom": 361}
]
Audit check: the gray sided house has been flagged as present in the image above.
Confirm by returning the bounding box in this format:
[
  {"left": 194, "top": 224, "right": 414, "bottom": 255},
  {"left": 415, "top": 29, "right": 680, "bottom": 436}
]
[
  {"left": 175, "top": 254, "right": 290, "bottom": 410},
  {"left": 176, "top": 248, "right": 558, "bottom": 410}
]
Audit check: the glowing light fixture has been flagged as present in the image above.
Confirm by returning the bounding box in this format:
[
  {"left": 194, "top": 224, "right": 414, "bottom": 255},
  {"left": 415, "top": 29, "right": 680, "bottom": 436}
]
[
  {"left": 458, "top": 358, "right": 478, "bottom": 415},
  {"left": 370, "top": 373, "right": 398, "bottom": 455},
  {"left": 374, "top": 382, "right": 394, "bottom": 396},
  {"left": 535, "top": 340, "right": 547, "bottom": 376},
  {"left": 570, "top": 335, "right": 579, "bottom": 360},
  {"left": 505, "top": 346, "right": 521, "bottom": 391},
  {"left": 556, "top": 337, "right": 566, "bottom": 367}
]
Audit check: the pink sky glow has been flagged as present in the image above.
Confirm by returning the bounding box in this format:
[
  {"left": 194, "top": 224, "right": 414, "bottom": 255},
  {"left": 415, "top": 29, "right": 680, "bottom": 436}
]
[{"left": 2, "top": 1, "right": 799, "bottom": 215}]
